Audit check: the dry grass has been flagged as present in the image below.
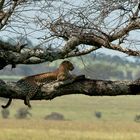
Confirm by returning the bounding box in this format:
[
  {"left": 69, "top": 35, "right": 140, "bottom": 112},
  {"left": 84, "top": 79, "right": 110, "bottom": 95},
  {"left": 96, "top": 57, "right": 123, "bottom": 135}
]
[
  {"left": 3, "top": 95, "right": 140, "bottom": 121},
  {"left": 1, "top": 95, "right": 140, "bottom": 139},
  {"left": 0, "top": 119, "right": 140, "bottom": 140}
]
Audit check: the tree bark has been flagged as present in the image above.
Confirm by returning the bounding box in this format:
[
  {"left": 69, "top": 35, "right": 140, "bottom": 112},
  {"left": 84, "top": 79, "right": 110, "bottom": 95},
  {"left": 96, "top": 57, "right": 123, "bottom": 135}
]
[{"left": 0, "top": 76, "right": 140, "bottom": 103}]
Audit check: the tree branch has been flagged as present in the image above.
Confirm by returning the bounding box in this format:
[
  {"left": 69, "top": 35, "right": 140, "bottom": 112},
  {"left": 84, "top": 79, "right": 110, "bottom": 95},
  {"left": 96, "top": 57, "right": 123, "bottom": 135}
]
[
  {"left": 0, "top": 0, "right": 18, "bottom": 29},
  {"left": 110, "top": 19, "right": 140, "bottom": 41},
  {"left": 0, "top": 76, "right": 140, "bottom": 106},
  {"left": 108, "top": 43, "right": 140, "bottom": 56},
  {"left": 0, "top": 0, "right": 5, "bottom": 11},
  {"left": 1, "top": 1, "right": 140, "bottom": 69},
  {"left": 66, "top": 46, "right": 99, "bottom": 58},
  {"left": 61, "top": 36, "right": 81, "bottom": 56},
  {"left": 0, "top": 39, "right": 80, "bottom": 69}
]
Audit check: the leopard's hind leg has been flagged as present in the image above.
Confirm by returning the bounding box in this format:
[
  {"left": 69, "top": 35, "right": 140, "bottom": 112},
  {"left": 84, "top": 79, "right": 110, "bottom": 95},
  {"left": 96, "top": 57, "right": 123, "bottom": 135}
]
[{"left": 24, "top": 86, "right": 38, "bottom": 108}]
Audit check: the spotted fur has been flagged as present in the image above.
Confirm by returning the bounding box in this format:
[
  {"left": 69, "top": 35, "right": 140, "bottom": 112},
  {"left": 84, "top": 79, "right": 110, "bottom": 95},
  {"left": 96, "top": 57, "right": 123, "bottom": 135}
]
[{"left": 2, "top": 61, "right": 74, "bottom": 108}]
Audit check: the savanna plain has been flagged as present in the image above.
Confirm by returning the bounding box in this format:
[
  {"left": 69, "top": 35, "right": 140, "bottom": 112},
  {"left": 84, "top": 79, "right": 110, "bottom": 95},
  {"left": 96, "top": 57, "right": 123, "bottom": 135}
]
[{"left": 1, "top": 95, "right": 140, "bottom": 140}]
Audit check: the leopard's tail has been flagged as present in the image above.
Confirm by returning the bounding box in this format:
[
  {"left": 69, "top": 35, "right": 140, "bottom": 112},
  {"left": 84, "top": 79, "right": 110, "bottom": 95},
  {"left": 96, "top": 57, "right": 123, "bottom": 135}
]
[{"left": 1, "top": 98, "right": 12, "bottom": 108}]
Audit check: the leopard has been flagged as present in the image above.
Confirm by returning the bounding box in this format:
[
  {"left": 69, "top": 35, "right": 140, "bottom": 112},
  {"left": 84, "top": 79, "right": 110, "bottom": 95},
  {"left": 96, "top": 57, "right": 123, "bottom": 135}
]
[{"left": 1, "top": 60, "right": 74, "bottom": 108}]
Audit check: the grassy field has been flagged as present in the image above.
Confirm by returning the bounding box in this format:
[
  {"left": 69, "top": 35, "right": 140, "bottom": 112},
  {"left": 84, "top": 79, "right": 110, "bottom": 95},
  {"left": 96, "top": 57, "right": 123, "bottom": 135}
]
[
  {"left": 2, "top": 95, "right": 140, "bottom": 121},
  {"left": 1, "top": 95, "right": 140, "bottom": 139},
  {"left": 1, "top": 119, "right": 140, "bottom": 140}
]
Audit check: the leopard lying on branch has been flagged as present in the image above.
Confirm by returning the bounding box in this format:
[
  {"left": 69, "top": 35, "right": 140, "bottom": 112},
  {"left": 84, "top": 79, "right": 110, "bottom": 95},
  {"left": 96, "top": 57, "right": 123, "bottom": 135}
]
[{"left": 2, "top": 60, "right": 74, "bottom": 108}]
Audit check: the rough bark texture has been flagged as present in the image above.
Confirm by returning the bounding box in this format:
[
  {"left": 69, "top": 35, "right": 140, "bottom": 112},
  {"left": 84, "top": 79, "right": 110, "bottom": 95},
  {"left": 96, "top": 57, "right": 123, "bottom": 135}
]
[{"left": 0, "top": 76, "right": 140, "bottom": 104}]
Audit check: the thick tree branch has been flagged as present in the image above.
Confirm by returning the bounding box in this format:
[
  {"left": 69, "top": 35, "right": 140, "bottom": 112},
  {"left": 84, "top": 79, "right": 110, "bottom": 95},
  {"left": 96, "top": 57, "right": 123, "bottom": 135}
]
[
  {"left": 0, "top": 40, "right": 27, "bottom": 52},
  {"left": 110, "top": 19, "right": 140, "bottom": 41},
  {"left": 61, "top": 36, "right": 81, "bottom": 56},
  {"left": 0, "top": 76, "right": 140, "bottom": 106},
  {"left": 0, "top": 38, "right": 81, "bottom": 69},
  {"left": 108, "top": 43, "right": 140, "bottom": 56}
]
